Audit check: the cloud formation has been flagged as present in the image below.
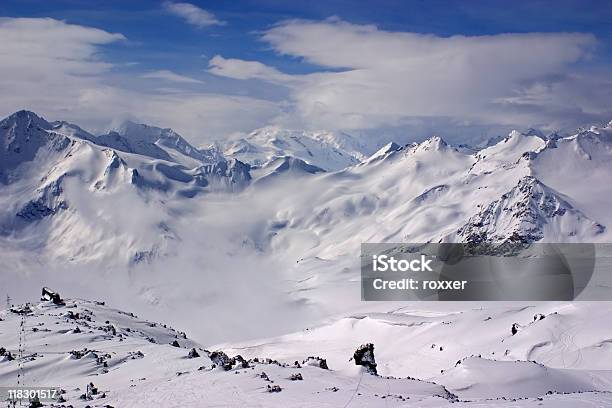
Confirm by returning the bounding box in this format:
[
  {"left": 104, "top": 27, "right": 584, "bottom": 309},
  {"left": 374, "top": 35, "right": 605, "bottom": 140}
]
[
  {"left": 1, "top": 15, "right": 611, "bottom": 146},
  {"left": 0, "top": 17, "right": 124, "bottom": 83},
  {"left": 0, "top": 17, "right": 279, "bottom": 144},
  {"left": 211, "top": 19, "right": 612, "bottom": 137},
  {"left": 163, "top": 2, "right": 225, "bottom": 28}
]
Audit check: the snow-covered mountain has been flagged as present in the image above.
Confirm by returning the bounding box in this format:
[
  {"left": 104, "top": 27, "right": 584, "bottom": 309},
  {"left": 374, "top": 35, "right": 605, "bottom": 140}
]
[
  {"left": 97, "top": 121, "right": 225, "bottom": 166},
  {"left": 2, "top": 110, "right": 612, "bottom": 406},
  {"left": 2, "top": 110, "right": 612, "bottom": 340},
  {"left": 222, "top": 126, "right": 377, "bottom": 171}
]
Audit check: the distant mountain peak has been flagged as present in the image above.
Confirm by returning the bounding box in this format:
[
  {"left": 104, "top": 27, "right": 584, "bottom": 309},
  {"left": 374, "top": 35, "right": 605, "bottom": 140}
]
[
  {"left": 117, "top": 120, "right": 176, "bottom": 138},
  {"left": 365, "top": 141, "right": 402, "bottom": 163},
  {"left": 0, "top": 110, "right": 70, "bottom": 183},
  {"left": 98, "top": 121, "right": 216, "bottom": 165},
  {"left": 418, "top": 135, "right": 449, "bottom": 151},
  {"left": 2, "top": 109, "right": 51, "bottom": 130},
  {"left": 9, "top": 109, "right": 43, "bottom": 118},
  {"left": 486, "top": 130, "right": 547, "bottom": 155},
  {"left": 224, "top": 126, "right": 370, "bottom": 171},
  {"left": 380, "top": 141, "right": 401, "bottom": 152}
]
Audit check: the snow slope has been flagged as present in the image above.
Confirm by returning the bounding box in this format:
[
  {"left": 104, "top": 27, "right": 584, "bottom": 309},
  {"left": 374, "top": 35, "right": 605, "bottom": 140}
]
[
  {"left": 2, "top": 298, "right": 612, "bottom": 407},
  {"left": 0, "top": 298, "right": 457, "bottom": 407}
]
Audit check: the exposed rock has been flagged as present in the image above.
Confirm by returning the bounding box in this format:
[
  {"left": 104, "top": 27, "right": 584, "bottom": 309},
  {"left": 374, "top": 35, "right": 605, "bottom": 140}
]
[
  {"left": 234, "top": 354, "right": 249, "bottom": 368},
  {"left": 457, "top": 176, "right": 604, "bottom": 252},
  {"left": 129, "top": 351, "right": 144, "bottom": 359},
  {"left": 87, "top": 382, "right": 98, "bottom": 396},
  {"left": 353, "top": 343, "right": 377, "bottom": 375},
  {"left": 209, "top": 350, "right": 233, "bottom": 370},
  {"left": 267, "top": 384, "right": 282, "bottom": 393},
  {"left": 303, "top": 356, "right": 328, "bottom": 370},
  {"left": 41, "top": 287, "right": 64, "bottom": 305}
]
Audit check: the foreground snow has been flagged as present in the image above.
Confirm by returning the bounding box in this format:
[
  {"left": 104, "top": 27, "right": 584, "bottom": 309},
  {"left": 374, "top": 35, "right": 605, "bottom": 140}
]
[{"left": 2, "top": 298, "right": 612, "bottom": 407}]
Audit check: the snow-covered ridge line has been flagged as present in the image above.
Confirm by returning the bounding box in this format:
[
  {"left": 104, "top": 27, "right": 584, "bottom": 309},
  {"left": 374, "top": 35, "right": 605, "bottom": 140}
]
[{"left": 4, "top": 109, "right": 610, "bottom": 174}]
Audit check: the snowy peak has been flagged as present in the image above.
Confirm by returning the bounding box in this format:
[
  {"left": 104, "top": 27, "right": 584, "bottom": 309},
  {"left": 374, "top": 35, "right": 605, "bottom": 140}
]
[
  {"left": 223, "top": 126, "right": 370, "bottom": 171},
  {"left": 495, "top": 130, "right": 547, "bottom": 155},
  {"left": 117, "top": 121, "right": 167, "bottom": 143},
  {"left": 1, "top": 109, "right": 52, "bottom": 132},
  {"left": 98, "top": 121, "right": 215, "bottom": 165},
  {"left": 469, "top": 130, "right": 547, "bottom": 176},
  {"left": 572, "top": 125, "right": 612, "bottom": 144},
  {"left": 95, "top": 130, "right": 174, "bottom": 162},
  {"left": 263, "top": 156, "right": 324, "bottom": 175},
  {"left": 0, "top": 110, "right": 71, "bottom": 183},
  {"left": 416, "top": 135, "right": 449, "bottom": 151},
  {"left": 365, "top": 141, "right": 402, "bottom": 163},
  {"left": 456, "top": 176, "right": 605, "bottom": 246},
  {"left": 398, "top": 135, "right": 464, "bottom": 163},
  {"left": 536, "top": 125, "right": 612, "bottom": 165},
  {"left": 381, "top": 135, "right": 456, "bottom": 163},
  {"left": 0, "top": 110, "right": 52, "bottom": 148},
  {"left": 252, "top": 156, "right": 324, "bottom": 185}
]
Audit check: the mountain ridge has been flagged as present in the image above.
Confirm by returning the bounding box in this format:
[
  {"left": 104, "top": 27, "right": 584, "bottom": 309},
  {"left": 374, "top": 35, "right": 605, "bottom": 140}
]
[{"left": 2, "top": 109, "right": 612, "bottom": 345}]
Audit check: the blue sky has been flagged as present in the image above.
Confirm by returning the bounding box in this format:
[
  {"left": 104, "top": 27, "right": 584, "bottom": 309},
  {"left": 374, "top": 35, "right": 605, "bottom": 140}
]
[
  {"left": 5, "top": 1, "right": 612, "bottom": 74},
  {"left": 1, "top": 1, "right": 611, "bottom": 145}
]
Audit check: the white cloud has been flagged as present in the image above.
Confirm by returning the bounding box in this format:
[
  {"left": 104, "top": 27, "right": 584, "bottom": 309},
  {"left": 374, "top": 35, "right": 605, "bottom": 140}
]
[
  {"left": 210, "top": 18, "right": 612, "bottom": 137},
  {"left": 0, "top": 17, "right": 280, "bottom": 145},
  {"left": 2, "top": 16, "right": 611, "bottom": 147},
  {"left": 163, "top": 2, "right": 224, "bottom": 28},
  {"left": 0, "top": 17, "right": 124, "bottom": 123},
  {"left": 0, "top": 17, "right": 124, "bottom": 79},
  {"left": 141, "top": 70, "right": 204, "bottom": 84}
]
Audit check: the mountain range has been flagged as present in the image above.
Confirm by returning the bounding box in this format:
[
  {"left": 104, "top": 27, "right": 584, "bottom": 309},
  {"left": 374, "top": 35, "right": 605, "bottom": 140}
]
[
  {"left": 1, "top": 109, "right": 612, "bottom": 342},
  {"left": 2, "top": 110, "right": 612, "bottom": 406}
]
